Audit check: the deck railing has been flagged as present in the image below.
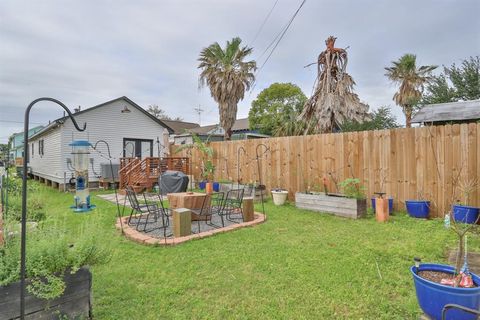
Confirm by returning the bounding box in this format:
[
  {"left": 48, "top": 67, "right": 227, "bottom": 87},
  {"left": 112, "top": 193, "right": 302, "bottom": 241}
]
[{"left": 119, "top": 157, "right": 190, "bottom": 191}]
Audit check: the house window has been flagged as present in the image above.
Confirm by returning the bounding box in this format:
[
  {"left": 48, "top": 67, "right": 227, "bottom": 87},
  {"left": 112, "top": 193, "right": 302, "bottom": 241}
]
[
  {"left": 31, "top": 143, "right": 34, "bottom": 158},
  {"left": 123, "top": 138, "right": 153, "bottom": 159},
  {"left": 39, "top": 139, "right": 44, "bottom": 156}
]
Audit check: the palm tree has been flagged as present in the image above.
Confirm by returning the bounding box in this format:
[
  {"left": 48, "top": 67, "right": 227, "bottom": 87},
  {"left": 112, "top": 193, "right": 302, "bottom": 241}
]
[
  {"left": 385, "top": 54, "right": 437, "bottom": 127},
  {"left": 198, "top": 37, "right": 256, "bottom": 140},
  {"left": 299, "top": 36, "right": 371, "bottom": 133}
]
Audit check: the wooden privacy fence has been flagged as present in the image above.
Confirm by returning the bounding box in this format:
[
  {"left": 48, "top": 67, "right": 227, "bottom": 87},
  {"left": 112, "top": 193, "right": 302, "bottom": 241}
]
[{"left": 172, "top": 123, "right": 480, "bottom": 218}]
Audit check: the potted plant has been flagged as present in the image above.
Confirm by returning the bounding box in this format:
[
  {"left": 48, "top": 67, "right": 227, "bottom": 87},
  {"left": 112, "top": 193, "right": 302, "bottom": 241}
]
[
  {"left": 411, "top": 179, "right": 480, "bottom": 319},
  {"left": 295, "top": 177, "right": 367, "bottom": 219},
  {"left": 411, "top": 217, "right": 480, "bottom": 319},
  {"left": 175, "top": 134, "right": 216, "bottom": 194},
  {"left": 271, "top": 188, "right": 288, "bottom": 206},
  {"left": 452, "top": 179, "right": 479, "bottom": 225},
  {"left": 405, "top": 191, "right": 431, "bottom": 219}
]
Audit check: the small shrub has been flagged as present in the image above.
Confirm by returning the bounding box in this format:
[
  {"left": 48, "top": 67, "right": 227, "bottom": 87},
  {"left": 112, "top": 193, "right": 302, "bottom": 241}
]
[
  {"left": 339, "top": 178, "right": 366, "bottom": 199},
  {"left": 0, "top": 222, "right": 111, "bottom": 299}
]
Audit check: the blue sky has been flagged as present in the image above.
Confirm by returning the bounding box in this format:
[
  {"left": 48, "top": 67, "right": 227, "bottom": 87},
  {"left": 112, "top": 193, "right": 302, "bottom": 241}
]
[{"left": 1, "top": 0, "right": 479, "bottom": 143}]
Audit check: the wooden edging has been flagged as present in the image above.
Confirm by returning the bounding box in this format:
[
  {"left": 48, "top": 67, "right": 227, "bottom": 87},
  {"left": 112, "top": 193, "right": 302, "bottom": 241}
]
[{"left": 115, "top": 212, "right": 266, "bottom": 246}]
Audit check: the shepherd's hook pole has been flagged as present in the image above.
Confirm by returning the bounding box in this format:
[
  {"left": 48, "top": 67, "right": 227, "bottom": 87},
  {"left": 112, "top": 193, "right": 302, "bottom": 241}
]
[
  {"left": 93, "top": 140, "right": 123, "bottom": 233},
  {"left": 255, "top": 144, "right": 269, "bottom": 221},
  {"left": 21, "top": 98, "right": 86, "bottom": 319},
  {"left": 236, "top": 147, "right": 246, "bottom": 189}
]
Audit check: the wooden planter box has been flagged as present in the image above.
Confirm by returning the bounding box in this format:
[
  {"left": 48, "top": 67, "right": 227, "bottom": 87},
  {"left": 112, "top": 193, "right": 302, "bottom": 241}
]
[
  {"left": 0, "top": 267, "right": 92, "bottom": 320},
  {"left": 218, "top": 183, "right": 266, "bottom": 202},
  {"left": 295, "top": 192, "right": 366, "bottom": 219}
]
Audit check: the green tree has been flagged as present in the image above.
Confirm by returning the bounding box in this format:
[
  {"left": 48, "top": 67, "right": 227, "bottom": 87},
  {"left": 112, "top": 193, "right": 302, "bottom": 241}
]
[
  {"left": 340, "top": 106, "right": 399, "bottom": 132},
  {"left": 147, "top": 105, "right": 183, "bottom": 121},
  {"left": 198, "top": 37, "right": 256, "bottom": 140},
  {"left": 385, "top": 54, "right": 437, "bottom": 127},
  {"left": 422, "top": 56, "right": 480, "bottom": 104},
  {"left": 249, "top": 83, "right": 307, "bottom": 136}
]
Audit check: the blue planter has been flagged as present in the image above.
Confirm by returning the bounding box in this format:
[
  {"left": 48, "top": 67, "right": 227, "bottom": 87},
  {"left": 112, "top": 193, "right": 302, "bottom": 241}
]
[
  {"left": 213, "top": 182, "right": 220, "bottom": 192},
  {"left": 198, "top": 181, "right": 206, "bottom": 190},
  {"left": 453, "top": 205, "right": 480, "bottom": 224},
  {"left": 411, "top": 264, "right": 480, "bottom": 320},
  {"left": 371, "top": 197, "right": 394, "bottom": 213},
  {"left": 406, "top": 200, "right": 430, "bottom": 218}
]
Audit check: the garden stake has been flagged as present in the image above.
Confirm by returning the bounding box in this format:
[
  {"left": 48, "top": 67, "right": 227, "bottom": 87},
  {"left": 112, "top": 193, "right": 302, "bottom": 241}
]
[
  {"left": 236, "top": 147, "right": 246, "bottom": 189},
  {"left": 21, "top": 98, "right": 86, "bottom": 320},
  {"left": 255, "top": 144, "right": 269, "bottom": 221},
  {"left": 92, "top": 140, "right": 124, "bottom": 234}
]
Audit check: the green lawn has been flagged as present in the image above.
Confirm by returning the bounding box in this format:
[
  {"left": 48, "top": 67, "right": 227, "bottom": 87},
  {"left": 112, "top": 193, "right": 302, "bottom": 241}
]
[{"left": 29, "top": 183, "right": 478, "bottom": 319}]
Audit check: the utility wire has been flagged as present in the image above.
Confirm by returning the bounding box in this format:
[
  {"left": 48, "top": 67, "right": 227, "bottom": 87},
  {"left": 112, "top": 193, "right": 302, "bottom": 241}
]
[
  {"left": 249, "top": 0, "right": 279, "bottom": 46},
  {"left": 258, "top": 0, "right": 306, "bottom": 71},
  {"left": 251, "top": 0, "right": 307, "bottom": 93}
]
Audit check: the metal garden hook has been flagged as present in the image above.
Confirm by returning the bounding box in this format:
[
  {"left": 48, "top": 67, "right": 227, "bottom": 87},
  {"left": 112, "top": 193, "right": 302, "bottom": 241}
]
[
  {"left": 92, "top": 140, "right": 124, "bottom": 234},
  {"left": 21, "top": 97, "right": 86, "bottom": 319},
  {"left": 255, "top": 143, "right": 270, "bottom": 221},
  {"left": 236, "top": 146, "right": 246, "bottom": 189}
]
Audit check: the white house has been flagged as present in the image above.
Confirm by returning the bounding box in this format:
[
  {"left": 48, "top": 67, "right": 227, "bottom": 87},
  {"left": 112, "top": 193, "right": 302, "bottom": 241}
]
[{"left": 28, "top": 96, "right": 173, "bottom": 189}]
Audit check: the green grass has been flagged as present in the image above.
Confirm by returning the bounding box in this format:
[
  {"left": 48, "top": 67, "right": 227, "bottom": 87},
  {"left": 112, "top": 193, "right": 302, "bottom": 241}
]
[{"left": 25, "top": 183, "right": 480, "bottom": 319}]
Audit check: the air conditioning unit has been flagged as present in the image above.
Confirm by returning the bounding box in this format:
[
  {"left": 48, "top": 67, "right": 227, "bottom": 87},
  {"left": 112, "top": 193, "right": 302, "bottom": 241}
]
[{"left": 100, "top": 163, "right": 119, "bottom": 180}]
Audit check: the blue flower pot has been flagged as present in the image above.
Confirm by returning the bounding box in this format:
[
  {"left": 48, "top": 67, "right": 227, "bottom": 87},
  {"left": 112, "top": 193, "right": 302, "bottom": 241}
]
[
  {"left": 213, "top": 182, "right": 220, "bottom": 192},
  {"left": 406, "top": 200, "right": 430, "bottom": 218},
  {"left": 453, "top": 205, "right": 480, "bottom": 224},
  {"left": 411, "top": 263, "right": 480, "bottom": 320},
  {"left": 198, "top": 181, "right": 206, "bottom": 190},
  {"left": 371, "top": 197, "right": 394, "bottom": 213}
]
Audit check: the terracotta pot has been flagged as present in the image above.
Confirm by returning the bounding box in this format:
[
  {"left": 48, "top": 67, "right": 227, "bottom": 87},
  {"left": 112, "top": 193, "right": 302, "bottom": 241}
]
[
  {"left": 205, "top": 182, "right": 213, "bottom": 194},
  {"left": 375, "top": 197, "right": 389, "bottom": 222}
]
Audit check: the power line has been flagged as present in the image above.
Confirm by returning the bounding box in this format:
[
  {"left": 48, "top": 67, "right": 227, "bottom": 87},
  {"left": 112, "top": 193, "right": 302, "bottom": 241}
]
[
  {"left": 258, "top": 0, "right": 306, "bottom": 71},
  {"left": 251, "top": 0, "right": 307, "bottom": 93},
  {"left": 249, "top": 0, "right": 279, "bottom": 46}
]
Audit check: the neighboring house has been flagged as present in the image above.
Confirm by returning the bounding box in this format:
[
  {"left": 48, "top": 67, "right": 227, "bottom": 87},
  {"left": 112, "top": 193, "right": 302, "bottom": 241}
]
[
  {"left": 8, "top": 126, "right": 44, "bottom": 162},
  {"left": 161, "top": 119, "right": 200, "bottom": 143},
  {"left": 173, "top": 118, "right": 269, "bottom": 145},
  {"left": 28, "top": 96, "right": 173, "bottom": 188},
  {"left": 412, "top": 100, "right": 480, "bottom": 125}
]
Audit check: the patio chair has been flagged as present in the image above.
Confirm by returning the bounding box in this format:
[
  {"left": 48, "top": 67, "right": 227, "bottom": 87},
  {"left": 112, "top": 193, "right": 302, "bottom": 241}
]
[
  {"left": 144, "top": 191, "right": 172, "bottom": 220},
  {"left": 190, "top": 192, "right": 225, "bottom": 232},
  {"left": 125, "top": 187, "right": 169, "bottom": 235},
  {"left": 219, "top": 188, "right": 244, "bottom": 227}
]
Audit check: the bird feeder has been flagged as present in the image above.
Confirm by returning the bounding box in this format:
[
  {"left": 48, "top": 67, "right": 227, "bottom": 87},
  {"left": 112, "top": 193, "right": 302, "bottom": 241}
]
[{"left": 69, "top": 140, "right": 95, "bottom": 212}]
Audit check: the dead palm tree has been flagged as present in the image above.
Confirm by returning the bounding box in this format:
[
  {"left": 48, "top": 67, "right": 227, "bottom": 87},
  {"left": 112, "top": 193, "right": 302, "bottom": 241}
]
[
  {"left": 299, "top": 36, "right": 371, "bottom": 133},
  {"left": 198, "top": 37, "right": 256, "bottom": 140},
  {"left": 385, "top": 54, "right": 437, "bottom": 127}
]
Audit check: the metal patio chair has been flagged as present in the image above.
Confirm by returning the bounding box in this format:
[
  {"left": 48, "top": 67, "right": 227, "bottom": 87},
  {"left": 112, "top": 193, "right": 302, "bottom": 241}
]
[
  {"left": 144, "top": 190, "right": 172, "bottom": 221},
  {"left": 125, "top": 187, "right": 169, "bottom": 235},
  {"left": 190, "top": 192, "right": 225, "bottom": 232},
  {"left": 219, "top": 188, "right": 244, "bottom": 227}
]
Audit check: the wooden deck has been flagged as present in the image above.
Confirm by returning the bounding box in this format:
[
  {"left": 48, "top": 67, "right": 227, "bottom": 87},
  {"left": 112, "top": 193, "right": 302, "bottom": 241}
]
[{"left": 119, "top": 157, "right": 190, "bottom": 192}]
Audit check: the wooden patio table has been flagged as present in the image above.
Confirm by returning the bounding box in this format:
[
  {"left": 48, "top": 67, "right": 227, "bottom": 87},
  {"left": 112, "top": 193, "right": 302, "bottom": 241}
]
[{"left": 167, "top": 192, "right": 210, "bottom": 221}]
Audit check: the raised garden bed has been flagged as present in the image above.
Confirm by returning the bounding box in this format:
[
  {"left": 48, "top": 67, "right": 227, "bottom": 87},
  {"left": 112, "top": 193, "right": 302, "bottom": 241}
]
[
  {"left": 295, "top": 192, "right": 366, "bottom": 219},
  {"left": 218, "top": 183, "right": 266, "bottom": 202},
  {"left": 0, "top": 267, "right": 92, "bottom": 320}
]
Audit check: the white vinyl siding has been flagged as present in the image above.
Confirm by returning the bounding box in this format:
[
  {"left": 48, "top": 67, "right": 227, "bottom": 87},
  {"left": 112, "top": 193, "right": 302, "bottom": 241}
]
[
  {"left": 29, "top": 127, "right": 64, "bottom": 183},
  {"left": 28, "top": 98, "right": 169, "bottom": 184}
]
